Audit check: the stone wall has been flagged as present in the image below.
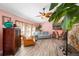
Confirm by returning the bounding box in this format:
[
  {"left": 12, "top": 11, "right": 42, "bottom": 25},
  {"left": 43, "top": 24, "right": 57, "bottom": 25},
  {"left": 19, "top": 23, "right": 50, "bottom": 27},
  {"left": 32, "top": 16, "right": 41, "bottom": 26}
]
[{"left": 68, "top": 23, "right": 79, "bottom": 51}]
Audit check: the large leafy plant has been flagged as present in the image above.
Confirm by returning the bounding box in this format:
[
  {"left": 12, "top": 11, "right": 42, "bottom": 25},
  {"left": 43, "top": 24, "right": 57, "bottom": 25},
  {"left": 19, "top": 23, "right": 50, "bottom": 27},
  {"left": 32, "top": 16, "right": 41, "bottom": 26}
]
[{"left": 49, "top": 3, "right": 79, "bottom": 31}]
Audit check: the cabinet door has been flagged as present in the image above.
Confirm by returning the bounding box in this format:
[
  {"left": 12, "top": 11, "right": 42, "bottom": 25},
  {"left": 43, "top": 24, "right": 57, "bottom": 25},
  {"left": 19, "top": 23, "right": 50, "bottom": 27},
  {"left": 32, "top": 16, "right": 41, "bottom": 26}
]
[{"left": 3, "top": 29, "right": 13, "bottom": 55}]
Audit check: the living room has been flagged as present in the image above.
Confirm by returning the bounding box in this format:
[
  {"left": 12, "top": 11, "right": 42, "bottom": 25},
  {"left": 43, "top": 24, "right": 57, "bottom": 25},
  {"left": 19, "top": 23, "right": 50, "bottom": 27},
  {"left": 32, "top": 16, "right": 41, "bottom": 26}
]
[{"left": 0, "top": 3, "right": 79, "bottom": 56}]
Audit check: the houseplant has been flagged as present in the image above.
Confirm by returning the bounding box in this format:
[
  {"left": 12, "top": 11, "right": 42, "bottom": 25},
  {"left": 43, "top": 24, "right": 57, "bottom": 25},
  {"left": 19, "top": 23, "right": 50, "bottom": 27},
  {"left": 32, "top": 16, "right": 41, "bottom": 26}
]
[
  {"left": 36, "top": 25, "right": 42, "bottom": 31},
  {"left": 49, "top": 3, "right": 79, "bottom": 55}
]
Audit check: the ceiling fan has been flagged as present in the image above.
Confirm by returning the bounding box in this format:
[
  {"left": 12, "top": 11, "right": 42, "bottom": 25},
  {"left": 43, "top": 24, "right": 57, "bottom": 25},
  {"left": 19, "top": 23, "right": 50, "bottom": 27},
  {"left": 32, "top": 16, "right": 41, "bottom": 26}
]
[{"left": 36, "top": 8, "right": 52, "bottom": 19}]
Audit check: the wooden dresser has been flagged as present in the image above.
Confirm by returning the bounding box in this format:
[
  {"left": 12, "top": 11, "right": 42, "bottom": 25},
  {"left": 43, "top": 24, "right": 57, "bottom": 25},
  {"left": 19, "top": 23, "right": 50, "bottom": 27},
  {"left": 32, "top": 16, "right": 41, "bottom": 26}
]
[{"left": 3, "top": 28, "right": 21, "bottom": 55}]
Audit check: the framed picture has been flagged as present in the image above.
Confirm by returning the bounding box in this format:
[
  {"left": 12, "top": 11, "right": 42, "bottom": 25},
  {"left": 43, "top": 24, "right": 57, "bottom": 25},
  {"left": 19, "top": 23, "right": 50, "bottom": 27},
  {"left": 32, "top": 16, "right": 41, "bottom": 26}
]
[{"left": 2, "top": 16, "right": 11, "bottom": 24}]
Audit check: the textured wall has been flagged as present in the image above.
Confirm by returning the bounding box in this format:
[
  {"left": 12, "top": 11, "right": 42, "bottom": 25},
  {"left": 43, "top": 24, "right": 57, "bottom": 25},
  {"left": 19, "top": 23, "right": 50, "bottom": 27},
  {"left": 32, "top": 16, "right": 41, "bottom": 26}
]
[
  {"left": 68, "top": 23, "right": 79, "bottom": 51},
  {"left": 0, "top": 15, "right": 3, "bottom": 55},
  {"left": 0, "top": 10, "right": 39, "bottom": 26},
  {"left": 41, "top": 21, "right": 53, "bottom": 34}
]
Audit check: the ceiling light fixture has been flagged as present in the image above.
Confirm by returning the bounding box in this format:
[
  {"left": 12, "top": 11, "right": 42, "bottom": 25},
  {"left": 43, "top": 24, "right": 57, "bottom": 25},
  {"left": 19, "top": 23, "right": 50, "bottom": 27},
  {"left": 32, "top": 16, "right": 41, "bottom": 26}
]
[{"left": 36, "top": 8, "right": 52, "bottom": 19}]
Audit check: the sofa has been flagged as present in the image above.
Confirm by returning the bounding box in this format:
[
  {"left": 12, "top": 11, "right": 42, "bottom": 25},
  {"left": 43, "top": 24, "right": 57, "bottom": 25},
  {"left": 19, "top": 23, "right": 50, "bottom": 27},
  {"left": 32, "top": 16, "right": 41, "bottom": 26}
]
[{"left": 35, "top": 31, "right": 51, "bottom": 40}]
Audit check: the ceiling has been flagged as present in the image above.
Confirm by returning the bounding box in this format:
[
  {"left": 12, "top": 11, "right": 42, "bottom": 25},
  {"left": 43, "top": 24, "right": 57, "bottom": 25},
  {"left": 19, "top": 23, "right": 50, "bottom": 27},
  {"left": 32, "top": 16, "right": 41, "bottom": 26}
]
[{"left": 0, "top": 3, "right": 50, "bottom": 23}]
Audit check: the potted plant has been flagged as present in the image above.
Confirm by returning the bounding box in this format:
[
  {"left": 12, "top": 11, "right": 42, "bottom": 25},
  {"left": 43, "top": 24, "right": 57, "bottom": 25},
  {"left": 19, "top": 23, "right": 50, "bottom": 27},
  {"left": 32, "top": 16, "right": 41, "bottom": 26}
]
[
  {"left": 36, "top": 25, "right": 42, "bottom": 31},
  {"left": 49, "top": 3, "right": 79, "bottom": 55}
]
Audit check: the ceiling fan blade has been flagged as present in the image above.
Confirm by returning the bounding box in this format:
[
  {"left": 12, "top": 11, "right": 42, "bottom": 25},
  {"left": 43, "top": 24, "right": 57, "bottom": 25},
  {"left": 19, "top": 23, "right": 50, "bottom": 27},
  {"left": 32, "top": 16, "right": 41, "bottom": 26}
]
[
  {"left": 39, "top": 12, "right": 43, "bottom": 14},
  {"left": 41, "top": 16, "right": 44, "bottom": 19},
  {"left": 36, "top": 15, "right": 42, "bottom": 17}
]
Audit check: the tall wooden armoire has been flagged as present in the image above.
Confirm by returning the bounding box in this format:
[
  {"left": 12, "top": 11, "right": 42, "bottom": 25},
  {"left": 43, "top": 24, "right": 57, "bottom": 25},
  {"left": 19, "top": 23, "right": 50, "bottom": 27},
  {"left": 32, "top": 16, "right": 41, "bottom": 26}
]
[{"left": 3, "top": 28, "right": 21, "bottom": 55}]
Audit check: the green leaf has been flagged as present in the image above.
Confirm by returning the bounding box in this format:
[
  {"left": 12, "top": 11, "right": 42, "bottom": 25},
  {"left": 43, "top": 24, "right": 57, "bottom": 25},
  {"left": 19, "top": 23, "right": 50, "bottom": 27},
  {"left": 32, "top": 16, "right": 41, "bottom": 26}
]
[
  {"left": 49, "top": 3, "right": 79, "bottom": 31},
  {"left": 49, "top": 3, "right": 58, "bottom": 10}
]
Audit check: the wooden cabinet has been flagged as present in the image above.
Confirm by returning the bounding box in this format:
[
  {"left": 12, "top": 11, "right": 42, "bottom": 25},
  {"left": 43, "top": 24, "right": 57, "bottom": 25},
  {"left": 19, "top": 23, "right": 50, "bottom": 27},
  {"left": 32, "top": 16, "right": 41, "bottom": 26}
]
[{"left": 3, "top": 28, "right": 21, "bottom": 55}]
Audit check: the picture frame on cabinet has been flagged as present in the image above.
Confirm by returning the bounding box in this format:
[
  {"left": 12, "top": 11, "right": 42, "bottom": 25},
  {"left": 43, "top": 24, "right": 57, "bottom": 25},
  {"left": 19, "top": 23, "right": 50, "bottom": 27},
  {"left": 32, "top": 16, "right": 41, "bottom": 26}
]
[{"left": 2, "top": 16, "right": 11, "bottom": 24}]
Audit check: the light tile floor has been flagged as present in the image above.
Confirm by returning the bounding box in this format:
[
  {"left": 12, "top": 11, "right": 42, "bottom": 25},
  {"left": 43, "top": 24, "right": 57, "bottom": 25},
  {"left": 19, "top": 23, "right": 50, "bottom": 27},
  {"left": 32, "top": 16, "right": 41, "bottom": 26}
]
[{"left": 15, "top": 39, "right": 65, "bottom": 56}]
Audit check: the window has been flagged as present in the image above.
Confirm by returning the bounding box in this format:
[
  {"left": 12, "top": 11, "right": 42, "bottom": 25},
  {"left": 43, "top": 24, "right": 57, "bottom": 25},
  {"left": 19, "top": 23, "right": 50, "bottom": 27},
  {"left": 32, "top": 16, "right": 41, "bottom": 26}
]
[
  {"left": 32, "top": 26, "right": 36, "bottom": 36},
  {"left": 15, "top": 20, "right": 36, "bottom": 38}
]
